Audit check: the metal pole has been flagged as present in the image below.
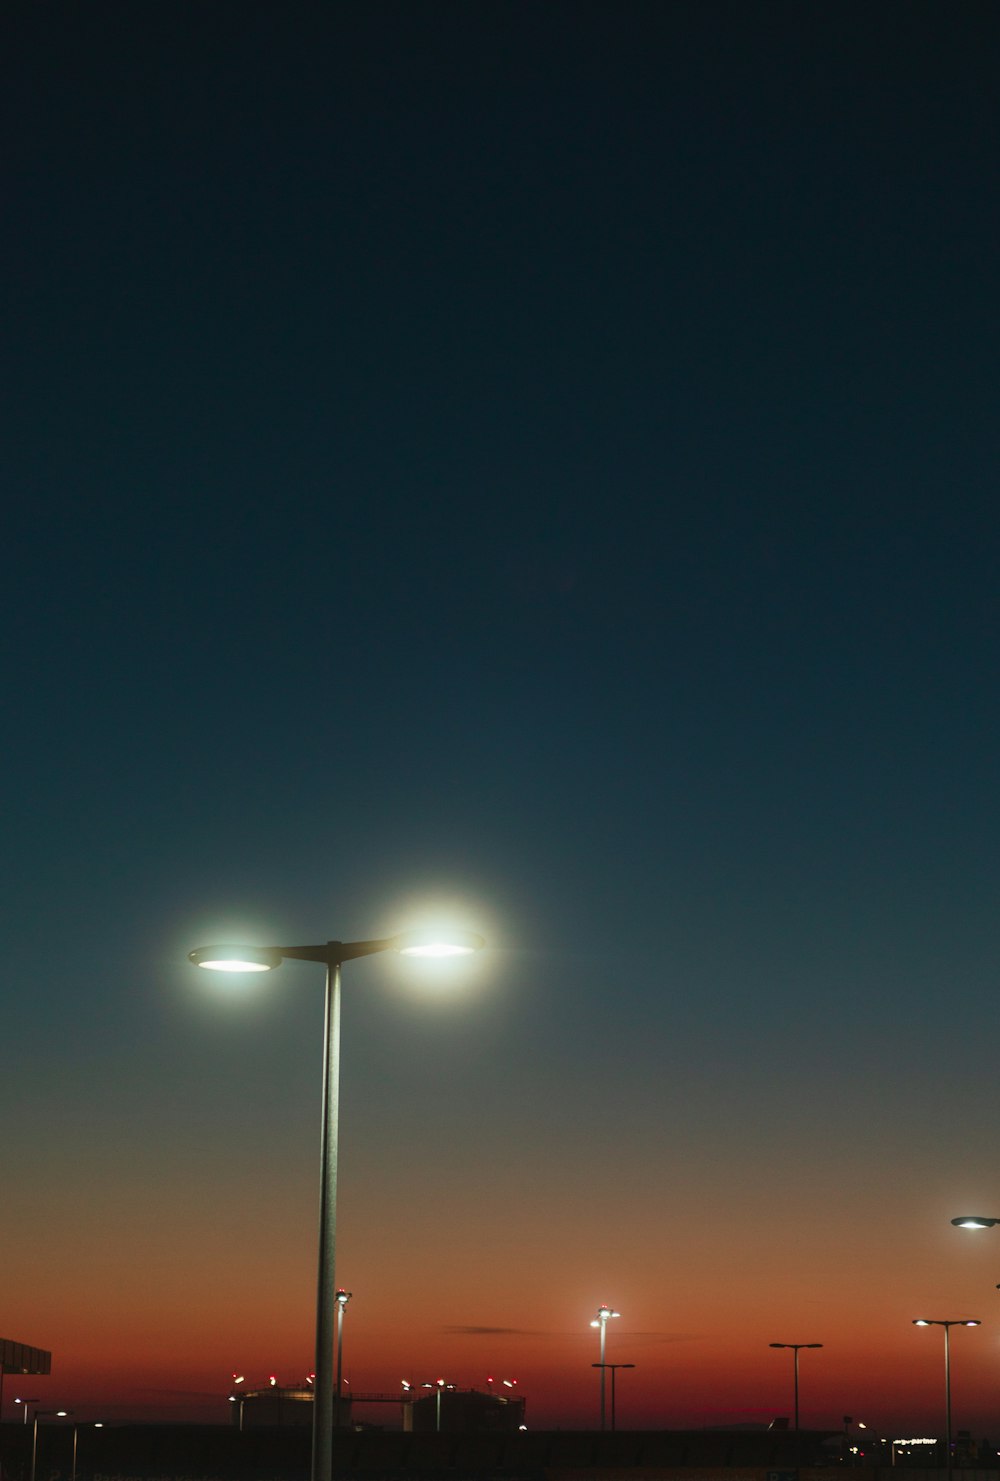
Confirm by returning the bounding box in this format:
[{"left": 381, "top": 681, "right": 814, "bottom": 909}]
[
  {"left": 610, "top": 1366, "right": 617, "bottom": 1433},
  {"left": 30, "top": 1415, "right": 39, "bottom": 1481},
  {"left": 599, "top": 1319, "right": 606, "bottom": 1431},
  {"left": 313, "top": 961, "right": 342, "bottom": 1481},
  {"left": 944, "top": 1324, "right": 952, "bottom": 1481},
  {"left": 335, "top": 1301, "right": 344, "bottom": 1429},
  {"left": 793, "top": 1347, "right": 800, "bottom": 1432},
  {"left": 72, "top": 1424, "right": 78, "bottom": 1481}
]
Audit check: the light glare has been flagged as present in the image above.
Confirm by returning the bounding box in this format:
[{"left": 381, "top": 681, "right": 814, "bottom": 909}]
[
  {"left": 189, "top": 945, "right": 282, "bottom": 972},
  {"left": 394, "top": 928, "right": 484, "bottom": 958},
  {"left": 200, "top": 958, "right": 271, "bottom": 972}
]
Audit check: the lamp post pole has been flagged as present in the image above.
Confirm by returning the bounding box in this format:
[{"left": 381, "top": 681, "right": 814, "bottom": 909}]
[
  {"left": 72, "top": 1421, "right": 101, "bottom": 1481},
  {"left": 420, "top": 1379, "right": 451, "bottom": 1431},
  {"left": 768, "top": 1343, "right": 822, "bottom": 1432},
  {"left": 189, "top": 928, "right": 483, "bottom": 1481},
  {"left": 913, "top": 1319, "right": 980, "bottom": 1481},
  {"left": 592, "top": 1363, "right": 635, "bottom": 1432},
  {"left": 31, "top": 1410, "right": 70, "bottom": 1481},
  {"left": 335, "top": 1289, "right": 351, "bottom": 1428}
]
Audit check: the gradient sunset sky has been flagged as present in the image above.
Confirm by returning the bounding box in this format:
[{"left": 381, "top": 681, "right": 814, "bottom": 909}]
[{"left": 5, "top": 0, "right": 1000, "bottom": 1440}]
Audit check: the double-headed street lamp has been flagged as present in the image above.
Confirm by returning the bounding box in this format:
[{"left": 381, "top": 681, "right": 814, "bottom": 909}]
[
  {"left": 189, "top": 927, "right": 484, "bottom": 1481},
  {"left": 591, "top": 1362, "right": 635, "bottom": 1432},
  {"left": 590, "top": 1306, "right": 620, "bottom": 1431},
  {"left": 912, "top": 1318, "right": 980, "bottom": 1481},
  {"left": 768, "top": 1343, "right": 823, "bottom": 1432},
  {"left": 420, "top": 1378, "right": 455, "bottom": 1432}
]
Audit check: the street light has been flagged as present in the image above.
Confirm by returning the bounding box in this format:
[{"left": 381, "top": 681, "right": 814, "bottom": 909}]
[
  {"left": 589, "top": 1306, "right": 620, "bottom": 1431},
  {"left": 951, "top": 1216, "right": 1000, "bottom": 1229},
  {"left": 420, "top": 1378, "right": 454, "bottom": 1432},
  {"left": 912, "top": 1319, "right": 981, "bottom": 1481},
  {"left": 335, "top": 1289, "right": 351, "bottom": 1429},
  {"left": 189, "top": 926, "right": 484, "bottom": 1481},
  {"left": 15, "top": 1398, "right": 40, "bottom": 1424},
  {"left": 591, "top": 1363, "right": 635, "bottom": 1432},
  {"left": 31, "top": 1410, "right": 70, "bottom": 1481},
  {"left": 768, "top": 1344, "right": 823, "bottom": 1432},
  {"left": 71, "top": 1420, "right": 103, "bottom": 1481}
]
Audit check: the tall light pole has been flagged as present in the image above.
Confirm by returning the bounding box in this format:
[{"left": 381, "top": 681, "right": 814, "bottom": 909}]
[
  {"left": 591, "top": 1362, "right": 635, "bottom": 1432},
  {"left": 15, "top": 1398, "right": 40, "bottom": 1425},
  {"left": 912, "top": 1319, "right": 980, "bottom": 1481},
  {"left": 590, "top": 1306, "right": 620, "bottom": 1431},
  {"left": 71, "top": 1420, "right": 102, "bottom": 1481},
  {"left": 335, "top": 1289, "right": 351, "bottom": 1428},
  {"left": 189, "top": 926, "right": 484, "bottom": 1481},
  {"left": 421, "top": 1379, "right": 453, "bottom": 1431},
  {"left": 31, "top": 1410, "right": 69, "bottom": 1481},
  {"left": 768, "top": 1343, "right": 823, "bottom": 1432}
]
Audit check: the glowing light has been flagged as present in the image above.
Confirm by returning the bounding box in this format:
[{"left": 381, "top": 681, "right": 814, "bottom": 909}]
[
  {"left": 952, "top": 1216, "right": 999, "bottom": 1228},
  {"left": 189, "top": 945, "right": 281, "bottom": 972},
  {"left": 394, "top": 928, "right": 484, "bottom": 958}
]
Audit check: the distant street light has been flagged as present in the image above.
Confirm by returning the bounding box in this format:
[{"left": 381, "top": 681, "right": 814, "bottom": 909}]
[
  {"left": 335, "top": 1289, "right": 351, "bottom": 1428},
  {"left": 421, "top": 1378, "right": 454, "bottom": 1432},
  {"left": 589, "top": 1306, "right": 620, "bottom": 1431},
  {"left": 71, "top": 1420, "right": 103, "bottom": 1481},
  {"left": 912, "top": 1319, "right": 981, "bottom": 1481},
  {"left": 189, "top": 926, "right": 484, "bottom": 1481},
  {"left": 951, "top": 1216, "right": 1000, "bottom": 1229},
  {"left": 769, "top": 1344, "right": 823, "bottom": 1432},
  {"left": 591, "top": 1363, "right": 635, "bottom": 1432},
  {"left": 15, "top": 1398, "right": 41, "bottom": 1425},
  {"left": 31, "top": 1410, "right": 70, "bottom": 1481}
]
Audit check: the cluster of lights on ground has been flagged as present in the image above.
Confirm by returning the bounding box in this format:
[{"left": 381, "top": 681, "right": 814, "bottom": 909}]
[{"left": 187, "top": 929, "right": 1000, "bottom": 1481}]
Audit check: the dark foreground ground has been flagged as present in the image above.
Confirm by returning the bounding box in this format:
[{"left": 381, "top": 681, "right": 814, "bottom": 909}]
[{"left": 1, "top": 1424, "right": 993, "bottom": 1481}]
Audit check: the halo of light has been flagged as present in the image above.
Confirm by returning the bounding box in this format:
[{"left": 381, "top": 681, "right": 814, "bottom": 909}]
[{"left": 189, "top": 945, "right": 283, "bottom": 972}]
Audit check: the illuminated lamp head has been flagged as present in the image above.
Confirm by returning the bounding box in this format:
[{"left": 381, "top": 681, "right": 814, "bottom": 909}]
[
  {"left": 189, "top": 945, "right": 282, "bottom": 972},
  {"left": 393, "top": 928, "right": 484, "bottom": 958},
  {"left": 952, "top": 1216, "right": 1000, "bottom": 1229}
]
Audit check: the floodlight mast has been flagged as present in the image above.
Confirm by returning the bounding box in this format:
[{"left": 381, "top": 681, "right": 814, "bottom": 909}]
[{"left": 189, "top": 928, "right": 483, "bottom": 1481}]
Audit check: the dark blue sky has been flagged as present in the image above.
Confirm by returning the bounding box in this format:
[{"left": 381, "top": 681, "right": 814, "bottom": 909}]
[{"left": 5, "top": 0, "right": 1000, "bottom": 1428}]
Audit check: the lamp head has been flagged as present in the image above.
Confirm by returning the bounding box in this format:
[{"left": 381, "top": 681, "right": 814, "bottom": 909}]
[
  {"left": 189, "top": 945, "right": 282, "bottom": 972},
  {"left": 393, "top": 928, "right": 484, "bottom": 958},
  {"left": 336, "top": 1289, "right": 352, "bottom": 1308},
  {"left": 952, "top": 1217, "right": 999, "bottom": 1229}
]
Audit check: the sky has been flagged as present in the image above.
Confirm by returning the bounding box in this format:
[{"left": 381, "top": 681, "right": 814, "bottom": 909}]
[{"left": 3, "top": 0, "right": 1000, "bottom": 1441}]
